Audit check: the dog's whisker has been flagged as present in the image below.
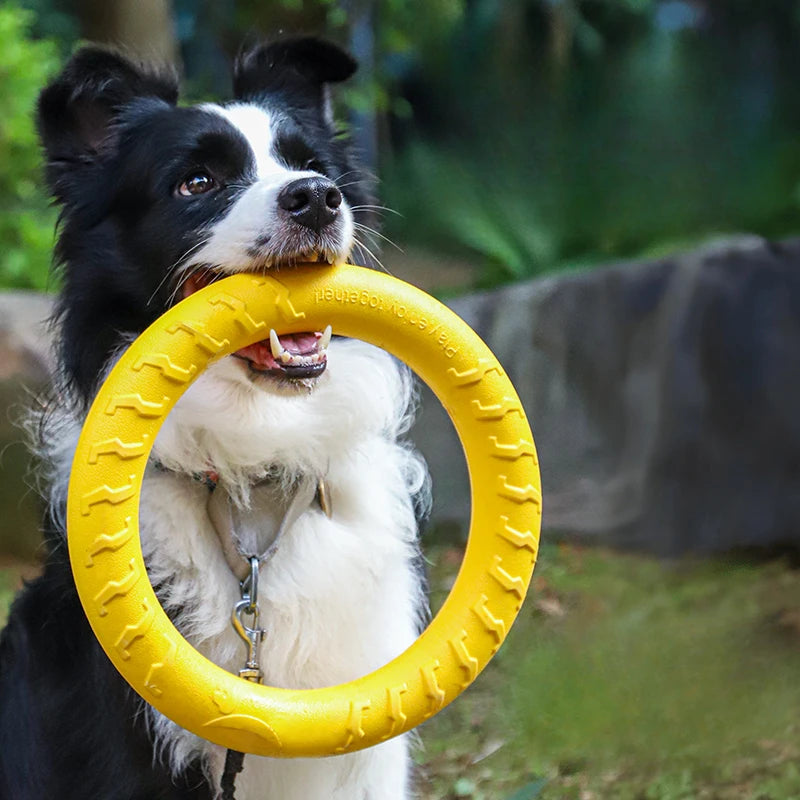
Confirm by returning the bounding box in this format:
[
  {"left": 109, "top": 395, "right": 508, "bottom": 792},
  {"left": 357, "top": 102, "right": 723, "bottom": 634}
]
[
  {"left": 167, "top": 261, "right": 221, "bottom": 308},
  {"left": 147, "top": 238, "right": 212, "bottom": 307},
  {"left": 350, "top": 204, "right": 403, "bottom": 218},
  {"left": 333, "top": 169, "right": 363, "bottom": 186},
  {"left": 353, "top": 222, "right": 404, "bottom": 253},
  {"left": 353, "top": 235, "right": 393, "bottom": 276},
  {"left": 166, "top": 268, "right": 197, "bottom": 308},
  {"left": 165, "top": 263, "right": 205, "bottom": 308},
  {"left": 333, "top": 180, "right": 366, "bottom": 191}
]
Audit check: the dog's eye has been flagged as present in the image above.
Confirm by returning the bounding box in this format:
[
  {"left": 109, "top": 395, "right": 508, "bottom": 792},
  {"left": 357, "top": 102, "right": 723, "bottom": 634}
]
[
  {"left": 305, "top": 158, "right": 324, "bottom": 173},
  {"left": 178, "top": 173, "right": 215, "bottom": 197}
]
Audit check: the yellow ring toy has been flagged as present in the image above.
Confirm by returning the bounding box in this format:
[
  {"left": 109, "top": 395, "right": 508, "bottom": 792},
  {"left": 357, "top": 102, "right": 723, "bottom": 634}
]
[{"left": 66, "top": 264, "right": 541, "bottom": 757}]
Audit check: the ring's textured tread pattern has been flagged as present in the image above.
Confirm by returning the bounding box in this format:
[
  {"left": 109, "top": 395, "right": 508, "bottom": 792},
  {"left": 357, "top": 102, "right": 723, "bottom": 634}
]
[{"left": 66, "top": 264, "right": 542, "bottom": 757}]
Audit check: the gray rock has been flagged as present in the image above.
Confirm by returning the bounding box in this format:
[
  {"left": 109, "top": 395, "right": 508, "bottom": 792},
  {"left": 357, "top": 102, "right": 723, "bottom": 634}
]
[
  {"left": 413, "top": 236, "right": 800, "bottom": 554},
  {"left": 0, "top": 292, "right": 53, "bottom": 560},
  {"left": 2, "top": 235, "right": 799, "bottom": 558}
]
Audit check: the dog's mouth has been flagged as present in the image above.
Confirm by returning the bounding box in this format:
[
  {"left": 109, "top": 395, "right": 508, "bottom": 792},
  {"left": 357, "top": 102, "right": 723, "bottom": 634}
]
[
  {"left": 180, "top": 265, "right": 331, "bottom": 381},
  {"left": 234, "top": 327, "right": 330, "bottom": 379}
]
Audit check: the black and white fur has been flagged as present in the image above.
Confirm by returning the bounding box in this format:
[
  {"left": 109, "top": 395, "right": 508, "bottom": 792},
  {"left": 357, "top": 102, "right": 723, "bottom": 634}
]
[{"left": 0, "top": 39, "right": 428, "bottom": 800}]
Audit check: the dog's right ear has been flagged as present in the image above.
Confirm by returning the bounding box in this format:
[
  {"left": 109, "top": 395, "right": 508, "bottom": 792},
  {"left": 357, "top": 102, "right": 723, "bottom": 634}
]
[
  {"left": 233, "top": 37, "right": 357, "bottom": 118},
  {"left": 37, "top": 47, "right": 178, "bottom": 198}
]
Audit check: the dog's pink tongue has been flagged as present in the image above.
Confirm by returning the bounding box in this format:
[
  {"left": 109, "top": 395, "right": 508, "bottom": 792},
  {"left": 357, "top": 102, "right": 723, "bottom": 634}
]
[
  {"left": 234, "top": 331, "right": 322, "bottom": 370},
  {"left": 279, "top": 332, "right": 319, "bottom": 354},
  {"left": 236, "top": 341, "right": 275, "bottom": 369}
]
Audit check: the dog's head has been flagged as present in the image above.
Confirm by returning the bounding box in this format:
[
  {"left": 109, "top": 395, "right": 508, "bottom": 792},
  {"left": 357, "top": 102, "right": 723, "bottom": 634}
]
[{"left": 38, "top": 39, "right": 374, "bottom": 402}]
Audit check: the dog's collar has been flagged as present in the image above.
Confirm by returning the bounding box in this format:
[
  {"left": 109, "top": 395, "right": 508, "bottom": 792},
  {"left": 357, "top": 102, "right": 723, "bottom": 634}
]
[{"left": 149, "top": 459, "right": 332, "bottom": 580}]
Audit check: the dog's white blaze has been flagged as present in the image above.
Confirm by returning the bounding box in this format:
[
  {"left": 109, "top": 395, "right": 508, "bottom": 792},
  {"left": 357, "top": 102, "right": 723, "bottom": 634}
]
[
  {"left": 37, "top": 337, "right": 429, "bottom": 799},
  {"left": 185, "top": 102, "right": 354, "bottom": 273},
  {"left": 204, "top": 103, "right": 282, "bottom": 182}
]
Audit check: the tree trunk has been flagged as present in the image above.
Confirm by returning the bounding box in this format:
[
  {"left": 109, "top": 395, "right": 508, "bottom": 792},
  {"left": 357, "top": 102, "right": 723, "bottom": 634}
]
[
  {"left": 346, "top": 0, "right": 378, "bottom": 174},
  {"left": 548, "top": 0, "right": 575, "bottom": 87},
  {"left": 76, "top": 0, "right": 179, "bottom": 66}
]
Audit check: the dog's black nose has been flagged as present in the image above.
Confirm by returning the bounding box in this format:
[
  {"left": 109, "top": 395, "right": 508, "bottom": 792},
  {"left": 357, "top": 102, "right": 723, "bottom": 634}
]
[{"left": 277, "top": 177, "right": 342, "bottom": 232}]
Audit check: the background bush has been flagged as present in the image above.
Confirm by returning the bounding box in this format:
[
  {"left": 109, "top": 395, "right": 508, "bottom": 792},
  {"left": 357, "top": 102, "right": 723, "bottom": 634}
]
[
  {"left": 9, "top": 0, "right": 800, "bottom": 291},
  {"left": 381, "top": 0, "right": 800, "bottom": 285},
  {"left": 0, "top": 4, "right": 58, "bottom": 291}
]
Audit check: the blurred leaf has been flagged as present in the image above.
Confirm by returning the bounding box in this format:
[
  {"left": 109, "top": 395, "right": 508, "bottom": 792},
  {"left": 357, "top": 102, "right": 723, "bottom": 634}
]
[
  {"left": 453, "top": 777, "right": 477, "bottom": 796},
  {"left": 506, "top": 778, "right": 548, "bottom": 800}
]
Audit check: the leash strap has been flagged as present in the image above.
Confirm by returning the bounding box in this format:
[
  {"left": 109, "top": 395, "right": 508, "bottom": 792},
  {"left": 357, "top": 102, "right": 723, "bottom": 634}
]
[
  {"left": 221, "top": 749, "right": 245, "bottom": 800},
  {"left": 220, "top": 557, "right": 264, "bottom": 798},
  {"left": 211, "top": 479, "right": 331, "bottom": 798}
]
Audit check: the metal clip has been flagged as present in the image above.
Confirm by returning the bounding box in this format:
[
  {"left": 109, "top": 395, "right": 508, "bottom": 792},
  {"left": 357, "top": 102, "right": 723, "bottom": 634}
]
[
  {"left": 231, "top": 557, "right": 265, "bottom": 683},
  {"left": 222, "top": 473, "right": 332, "bottom": 684},
  {"left": 317, "top": 477, "right": 333, "bottom": 518}
]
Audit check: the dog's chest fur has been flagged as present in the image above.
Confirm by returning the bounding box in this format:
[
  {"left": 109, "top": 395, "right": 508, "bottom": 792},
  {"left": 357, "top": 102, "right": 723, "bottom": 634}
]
[{"left": 41, "top": 339, "right": 428, "bottom": 799}]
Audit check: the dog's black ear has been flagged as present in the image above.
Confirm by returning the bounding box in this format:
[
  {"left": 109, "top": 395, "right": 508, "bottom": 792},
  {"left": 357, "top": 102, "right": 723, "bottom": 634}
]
[
  {"left": 233, "top": 37, "right": 357, "bottom": 109},
  {"left": 37, "top": 47, "right": 178, "bottom": 196}
]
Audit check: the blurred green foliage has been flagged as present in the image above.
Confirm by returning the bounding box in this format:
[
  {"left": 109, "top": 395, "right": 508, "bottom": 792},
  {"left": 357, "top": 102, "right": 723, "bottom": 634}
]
[
  {"left": 9, "top": 0, "right": 800, "bottom": 290},
  {"left": 381, "top": 0, "right": 800, "bottom": 286},
  {"left": 0, "top": 4, "right": 58, "bottom": 290}
]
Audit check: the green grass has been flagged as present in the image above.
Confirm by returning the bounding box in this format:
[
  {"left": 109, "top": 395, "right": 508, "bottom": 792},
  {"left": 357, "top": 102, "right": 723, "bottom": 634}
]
[{"left": 417, "top": 544, "right": 800, "bottom": 799}]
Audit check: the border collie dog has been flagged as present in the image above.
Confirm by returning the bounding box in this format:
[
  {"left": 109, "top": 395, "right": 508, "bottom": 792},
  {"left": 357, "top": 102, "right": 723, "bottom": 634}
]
[{"left": 0, "top": 39, "right": 428, "bottom": 799}]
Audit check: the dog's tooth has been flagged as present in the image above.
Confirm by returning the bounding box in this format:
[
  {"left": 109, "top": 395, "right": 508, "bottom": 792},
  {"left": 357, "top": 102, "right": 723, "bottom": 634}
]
[
  {"left": 319, "top": 325, "right": 332, "bottom": 350},
  {"left": 269, "top": 329, "right": 283, "bottom": 359},
  {"left": 280, "top": 351, "right": 292, "bottom": 364}
]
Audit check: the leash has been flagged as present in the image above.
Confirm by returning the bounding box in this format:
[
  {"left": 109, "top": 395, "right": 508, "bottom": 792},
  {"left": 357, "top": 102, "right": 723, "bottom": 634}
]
[
  {"left": 220, "top": 749, "right": 246, "bottom": 800},
  {"left": 207, "top": 478, "right": 332, "bottom": 800},
  {"left": 207, "top": 471, "right": 332, "bottom": 799},
  {"left": 152, "top": 461, "right": 331, "bottom": 798},
  {"left": 220, "top": 555, "right": 262, "bottom": 800}
]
